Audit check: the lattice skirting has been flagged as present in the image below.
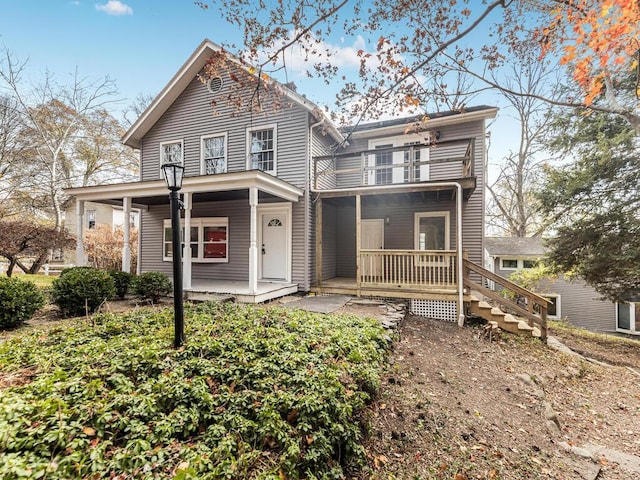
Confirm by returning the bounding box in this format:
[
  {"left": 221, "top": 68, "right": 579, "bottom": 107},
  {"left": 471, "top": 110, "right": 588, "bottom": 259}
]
[{"left": 410, "top": 300, "right": 457, "bottom": 322}]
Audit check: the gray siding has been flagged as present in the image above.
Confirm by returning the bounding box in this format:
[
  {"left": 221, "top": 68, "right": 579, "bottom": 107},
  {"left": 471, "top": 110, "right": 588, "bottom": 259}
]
[
  {"left": 328, "top": 197, "right": 457, "bottom": 278},
  {"left": 141, "top": 65, "right": 310, "bottom": 189},
  {"left": 140, "top": 199, "right": 305, "bottom": 284},
  {"left": 328, "top": 120, "right": 486, "bottom": 265},
  {"left": 491, "top": 257, "right": 617, "bottom": 333},
  {"left": 321, "top": 202, "right": 337, "bottom": 280}
]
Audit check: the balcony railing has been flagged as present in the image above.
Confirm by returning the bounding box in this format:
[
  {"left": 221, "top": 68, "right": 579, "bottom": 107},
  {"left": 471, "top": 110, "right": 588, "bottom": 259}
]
[
  {"left": 359, "top": 249, "right": 457, "bottom": 290},
  {"left": 313, "top": 137, "right": 475, "bottom": 190}
]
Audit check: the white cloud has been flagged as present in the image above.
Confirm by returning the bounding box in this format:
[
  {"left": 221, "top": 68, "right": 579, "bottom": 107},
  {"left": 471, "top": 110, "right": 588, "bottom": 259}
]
[
  {"left": 70, "top": 1, "right": 80, "bottom": 5},
  {"left": 95, "top": 0, "right": 133, "bottom": 16},
  {"left": 256, "top": 32, "right": 372, "bottom": 76}
]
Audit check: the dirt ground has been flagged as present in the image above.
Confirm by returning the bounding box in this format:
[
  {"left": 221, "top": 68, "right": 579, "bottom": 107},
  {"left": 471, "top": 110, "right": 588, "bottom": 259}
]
[
  {"left": 343, "top": 310, "right": 640, "bottom": 480},
  {"left": 4, "top": 299, "right": 640, "bottom": 480}
]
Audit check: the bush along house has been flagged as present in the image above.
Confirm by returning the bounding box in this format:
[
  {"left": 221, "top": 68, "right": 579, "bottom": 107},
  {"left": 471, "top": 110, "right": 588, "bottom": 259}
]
[{"left": 67, "top": 39, "right": 548, "bottom": 337}]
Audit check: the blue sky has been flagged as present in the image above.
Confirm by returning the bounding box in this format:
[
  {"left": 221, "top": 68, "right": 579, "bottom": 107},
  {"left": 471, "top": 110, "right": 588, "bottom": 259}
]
[{"left": 0, "top": 0, "right": 517, "bottom": 166}]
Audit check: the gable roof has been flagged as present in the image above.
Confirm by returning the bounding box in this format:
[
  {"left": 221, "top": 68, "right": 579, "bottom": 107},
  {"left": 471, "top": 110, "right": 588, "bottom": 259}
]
[
  {"left": 484, "top": 237, "right": 546, "bottom": 257},
  {"left": 122, "top": 39, "right": 344, "bottom": 149}
]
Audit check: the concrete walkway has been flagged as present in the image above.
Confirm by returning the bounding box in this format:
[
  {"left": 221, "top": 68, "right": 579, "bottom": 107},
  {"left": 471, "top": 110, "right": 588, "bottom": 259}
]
[{"left": 282, "top": 295, "right": 352, "bottom": 314}]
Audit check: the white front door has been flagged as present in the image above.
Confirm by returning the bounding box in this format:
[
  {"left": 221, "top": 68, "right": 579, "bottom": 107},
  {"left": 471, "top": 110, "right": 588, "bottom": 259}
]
[
  {"left": 361, "top": 219, "right": 384, "bottom": 278},
  {"left": 260, "top": 211, "right": 288, "bottom": 280}
]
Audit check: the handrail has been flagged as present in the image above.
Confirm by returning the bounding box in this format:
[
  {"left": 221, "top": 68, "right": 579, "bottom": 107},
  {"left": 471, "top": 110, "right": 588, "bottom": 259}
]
[
  {"left": 463, "top": 259, "right": 548, "bottom": 341},
  {"left": 313, "top": 137, "right": 475, "bottom": 190}
]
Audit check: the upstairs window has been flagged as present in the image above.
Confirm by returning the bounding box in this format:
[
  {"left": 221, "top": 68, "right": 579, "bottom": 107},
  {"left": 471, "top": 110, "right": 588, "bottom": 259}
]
[
  {"left": 202, "top": 134, "right": 227, "bottom": 174},
  {"left": 87, "top": 209, "right": 96, "bottom": 229},
  {"left": 160, "top": 140, "right": 184, "bottom": 173},
  {"left": 247, "top": 125, "right": 277, "bottom": 174}
]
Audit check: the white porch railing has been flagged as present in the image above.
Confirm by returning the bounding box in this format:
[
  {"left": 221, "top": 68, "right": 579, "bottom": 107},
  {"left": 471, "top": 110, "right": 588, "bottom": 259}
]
[{"left": 359, "top": 249, "right": 457, "bottom": 289}]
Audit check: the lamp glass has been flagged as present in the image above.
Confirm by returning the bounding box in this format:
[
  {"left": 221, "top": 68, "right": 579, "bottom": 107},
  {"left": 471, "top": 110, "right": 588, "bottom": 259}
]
[{"left": 162, "top": 162, "right": 185, "bottom": 190}]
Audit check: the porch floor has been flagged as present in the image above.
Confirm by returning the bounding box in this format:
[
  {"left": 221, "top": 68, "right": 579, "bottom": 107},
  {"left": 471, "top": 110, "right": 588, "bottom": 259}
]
[
  {"left": 186, "top": 279, "right": 298, "bottom": 304},
  {"left": 311, "top": 276, "right": 460, "bottom": 301}
]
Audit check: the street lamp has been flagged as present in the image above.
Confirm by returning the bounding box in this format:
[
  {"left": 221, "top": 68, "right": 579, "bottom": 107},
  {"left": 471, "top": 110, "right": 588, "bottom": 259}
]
[{"left": 161, "top": 162, "right": 185, "bottom": 348}]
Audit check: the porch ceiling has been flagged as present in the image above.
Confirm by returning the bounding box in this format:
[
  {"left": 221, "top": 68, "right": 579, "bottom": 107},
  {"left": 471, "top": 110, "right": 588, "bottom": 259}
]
[{"left": 65, "top": 170, "right": 303, "bottom": 206}]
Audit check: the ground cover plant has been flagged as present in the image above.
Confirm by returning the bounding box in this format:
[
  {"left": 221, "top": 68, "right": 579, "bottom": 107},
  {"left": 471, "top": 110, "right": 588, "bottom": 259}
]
[{"left": 0, "top": 302, "right": 388, "bottom": 479}]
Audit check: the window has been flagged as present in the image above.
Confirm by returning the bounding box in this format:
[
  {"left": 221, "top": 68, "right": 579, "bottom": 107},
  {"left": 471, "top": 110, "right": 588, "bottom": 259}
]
[
  {"left": 501, "top": 259, "right": 518, "bottom": 270},
  {"left": 247, "top": 125, "right": 277, "bottom": 174},
  {"left": 163, "top": 217, "right": 228, "bottom": 263},
  {"left": 522, "top": 259, "right": 537, "bottom": 269},
  {"left": 87, "top": 210, "right": 96, "bottom": 229},
  {"left": 201, "top": 134, "right": 227, "bottom": 174},
  {"left": 368, "top": 135, "right": 430, "bottom": 185},
  {"left": 403, "top": 141, "right": 422, "bottom": 183},
  {"left": 542, "top": 294, "right": 560, "bottom": 318},
  {"left": 415, "top": 212, "right": 450, "bottom": 251},
  {"left": 160, "top": 140, "right": 184, "bottom": 172},
  {"left": 374, "top": 144, "right": 394, "bottom": 185}
]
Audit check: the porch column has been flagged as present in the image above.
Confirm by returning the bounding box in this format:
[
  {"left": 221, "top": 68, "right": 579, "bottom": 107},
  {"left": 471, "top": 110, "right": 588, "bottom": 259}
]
[
  {"left": 248, "top": 187, "right": 258, "bottom": 295},
  {"left": 122, "top": 196, "right": 131, "bottom": 273},
  {"left": 75, "top": 199, "right": 85, "bottom": 266},
  {"left": 355, "top": 194, "right": 361, "bottom": 295},
  {"left": 315, "top": 197, "right": 323, "bottom": 287},
  {"left": 183, "top": 192, "right": 192, "bottom": 290}
]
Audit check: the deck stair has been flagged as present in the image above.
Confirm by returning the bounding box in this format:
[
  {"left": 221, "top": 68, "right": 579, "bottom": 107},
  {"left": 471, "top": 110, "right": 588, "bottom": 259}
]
[
  {"left": 463, "top": 259, "right": 547, "bottom": 341},
  {"left": 467, "top": 295, "right": 540, "bottom": 337}
]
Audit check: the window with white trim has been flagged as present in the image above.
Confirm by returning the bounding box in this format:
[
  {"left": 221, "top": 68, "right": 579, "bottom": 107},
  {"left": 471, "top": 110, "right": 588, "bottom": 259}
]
[
  {"left": 368, "top": 134, "right": 430, "bottom": 185},
  {"left": 542, "top": 294, "right": 561, "bottom": 319},
  {"left": 87, "top": 210, "right": 96, "bottom": 229},
  {"left": 415, "top": 212, "right": 450, "bottom": 251},
  {"left": 163, "top": 217, "right": 228, "bottom": 263},
  {"left": 247, "top": 125, "right": 277, "bottom": 174},
  {"left": 160, "top": 140, "right": 184, "bottom": 173},
  {"left": 201, "top": 134, "right": 227, "bottom": 174},
  {"left": 501, "top": 258, "right": 518, "bottom": 270}
]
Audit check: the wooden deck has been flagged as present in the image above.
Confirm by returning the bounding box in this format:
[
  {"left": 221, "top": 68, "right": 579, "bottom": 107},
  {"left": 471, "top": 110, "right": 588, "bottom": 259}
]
[{"left": 311, "top": 276, "right": 460, "bottom": 301}]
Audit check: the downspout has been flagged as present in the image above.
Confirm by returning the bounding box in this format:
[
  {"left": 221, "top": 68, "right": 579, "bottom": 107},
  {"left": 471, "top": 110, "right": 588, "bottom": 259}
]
[
  {"left": 306, "top": 119, "right": 325, "bottom": 291},
  {"left": 456, "top": 182, "right": 465, "bottom": 327}
]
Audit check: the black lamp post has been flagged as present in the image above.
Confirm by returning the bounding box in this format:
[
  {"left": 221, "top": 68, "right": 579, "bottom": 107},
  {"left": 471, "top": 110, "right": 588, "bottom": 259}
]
[{"left": 161, "top": 162, "right": 185, "bottom": 348}]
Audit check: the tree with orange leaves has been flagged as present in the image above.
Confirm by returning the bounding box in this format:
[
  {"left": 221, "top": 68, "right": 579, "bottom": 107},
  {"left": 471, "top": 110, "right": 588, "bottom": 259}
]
[{"left": 198, "top": 0, "right": 640, "bottom": 134}]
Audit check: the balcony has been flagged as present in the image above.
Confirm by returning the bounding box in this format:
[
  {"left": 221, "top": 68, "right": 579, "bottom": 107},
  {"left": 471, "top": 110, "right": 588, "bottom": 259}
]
[{"left": 312, "top": 137, "right": 475, "bottom": 192}]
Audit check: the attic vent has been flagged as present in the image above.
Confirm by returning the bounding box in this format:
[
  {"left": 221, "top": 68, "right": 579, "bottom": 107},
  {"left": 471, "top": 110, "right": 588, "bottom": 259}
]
[{"left": 207, "top": 77, "right": 223, "bottom": 94}]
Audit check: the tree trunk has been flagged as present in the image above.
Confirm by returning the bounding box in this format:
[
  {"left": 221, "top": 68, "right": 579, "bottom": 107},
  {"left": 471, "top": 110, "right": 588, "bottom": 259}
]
[
  {"left": 28, "top": 252, "right": 48, "bottom": 274},
  {"left": 6, "top": 258, "right": 16, "bottom": 277}
]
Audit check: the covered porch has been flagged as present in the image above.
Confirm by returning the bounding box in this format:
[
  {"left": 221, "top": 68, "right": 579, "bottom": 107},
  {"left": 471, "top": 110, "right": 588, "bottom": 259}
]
[
  {"left": 66, "top": 170, "right": 303, "bottom": 303},
  {"left": 312, "top": 180, "right": 473, "bottom": 320}
]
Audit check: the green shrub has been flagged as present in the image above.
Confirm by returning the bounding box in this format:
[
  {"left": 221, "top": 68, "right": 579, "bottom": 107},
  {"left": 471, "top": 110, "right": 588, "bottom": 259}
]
[
  {"left": 0, "top": 303, "right": 389, "bottom": 478},
  {"left": 108, "top": 270, "right": 134, "bottom": 299},
  {"left": 132, "top": 271, "right": 172, "bottom": 303},
  {"left": 51, "top": 267, "right": 115, "bottom": 317},
  {"left": 0, "top": 277, "right": 45, "bottom": 329}
]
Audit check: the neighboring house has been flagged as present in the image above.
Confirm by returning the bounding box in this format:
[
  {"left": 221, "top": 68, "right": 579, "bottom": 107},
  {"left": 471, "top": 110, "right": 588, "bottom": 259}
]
[
  {"left": 51, "top": 201, "right": 139, "bottom": 266},
  {"left": 66, "top": 39, "right": 496, "bottom": 322},
  {"left": 485, "top": 237, "right": 639, "bottom": 335}
]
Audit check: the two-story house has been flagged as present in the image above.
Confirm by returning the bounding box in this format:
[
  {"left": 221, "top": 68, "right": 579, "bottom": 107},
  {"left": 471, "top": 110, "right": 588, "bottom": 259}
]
[{"left": 67, "top": 39, "right": 497, "bottom": 324}]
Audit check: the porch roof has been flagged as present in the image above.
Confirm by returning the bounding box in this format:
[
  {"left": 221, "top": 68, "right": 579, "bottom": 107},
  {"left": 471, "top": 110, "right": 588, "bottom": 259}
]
[
  {"left": 66, "top": 170, "right": 303, "bottom": 206},
  {"left": 313, "top": 176, "right": 476, "bottom": 200}
]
